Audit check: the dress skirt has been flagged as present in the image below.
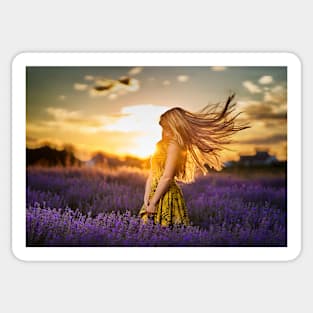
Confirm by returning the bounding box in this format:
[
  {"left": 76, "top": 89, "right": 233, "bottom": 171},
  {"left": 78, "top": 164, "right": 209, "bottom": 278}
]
[{"left": 138, "top": 177, "right": 190, "bottom": 227}]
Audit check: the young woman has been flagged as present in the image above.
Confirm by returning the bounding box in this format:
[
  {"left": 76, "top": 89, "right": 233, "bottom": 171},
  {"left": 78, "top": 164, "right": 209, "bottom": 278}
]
[{"left": 138, "top": 92, "right": 251, "bottom": 227}]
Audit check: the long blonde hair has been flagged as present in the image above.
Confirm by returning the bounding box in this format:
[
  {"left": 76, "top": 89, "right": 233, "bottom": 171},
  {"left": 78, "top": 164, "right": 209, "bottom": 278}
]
[{"left": 159, "top": 92, "right": 251, "bottom": 183}]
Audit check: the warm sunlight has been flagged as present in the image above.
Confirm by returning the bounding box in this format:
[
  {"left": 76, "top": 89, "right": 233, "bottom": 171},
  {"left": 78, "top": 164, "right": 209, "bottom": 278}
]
[
  {"left": 104, "top": 104, "right": 170, "bottom": 132},
  {"left": 103, "top": 104, "right": 171, "bottom": 157},
  {"left": 26, "top": 67, "right": 287, "bottom": 162},
  {"left": 127, "top": 134, "right": 159, "bottom": 158}
]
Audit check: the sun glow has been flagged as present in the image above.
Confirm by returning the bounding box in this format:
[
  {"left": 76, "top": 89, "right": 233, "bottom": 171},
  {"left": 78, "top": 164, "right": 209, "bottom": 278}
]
[
  {"left": 127, "top": 135, "right": 159, "bottom": 158},
  {"left": 104, "top": 104, "right": 169, "bottom": 132},
  {"left": 103, "top": 104, "right": 170, "bottom": 158}
]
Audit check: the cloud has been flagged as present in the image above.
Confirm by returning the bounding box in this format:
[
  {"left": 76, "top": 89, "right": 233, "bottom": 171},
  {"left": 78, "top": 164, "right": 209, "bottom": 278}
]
[
  {"left": 27, "top": 104, "right": 172, "bottom": 157},
  {"left": 238, "top": 82, "right": 287, "bottom": 121},
  {"left": 234, "top": 96, "right": 287, "bottom": 157},
  {"left": 89, "top": 76, "right": 140, "bottom": 98},
  {"left": 73, "top": 73, "right": 141, "bottom": 99},
  {"left": 264, "top": 85, "right": 287, "bottom": 104},
  {"left": 128, "top": 67, "right": 143, "bottom": 76},
  {"left": 92, "top": 79, "right": 115, "bottom": 93},
  {"left": 45, "top": 107, "right": 81, "bottom": 120},
  {"left": 84, "top": 75, "right": 95, "bottom": 81},
  {"left": 177, "top": 75, "right": 189, "bottom": 82},
  {"left": 238, "top": 133, "right": 286, "bottom": 145},
  {"left": 263, "top": 120, "right": 285, "bottom": 128},
  {"left": 28, "top": 103, "right": 170, "bottom": 139},
  {"left": 117, "top": 76, "right": 140, "bottom": 91},
  {"left": 58, "top": 95, "right": 66, "bottom": 101},
  {"left": 108, "top": 112, "right": 132, "bottom": 118},
  {"left": 237, "top": 99, "right": 263, "bottom": 109},
  {"left": 258, "top": 75, "right": 274, "bottom": 85},
  {"left": 117, "top": 89, "right": 127, "bottom": 96},
  {"left": 108, "top": 93, "right": 118, "bottom": 100},
  {"left": 242, "top": 101, "right": 287, "bottom": 120},
  {"left": 211, "top": 66, "right": 227, "bottom": 71},
  {"left": 89, "top": 88, "right": 111, "bottom": 97},
  {"left": 242, "top": 80, "right": 262, "bottom": 94},
  {"left": 74, "top": 83, "right": 89, "bottom": 91},
  {"left": 28, "top": 107, "right": 109, "bottom": 134}
]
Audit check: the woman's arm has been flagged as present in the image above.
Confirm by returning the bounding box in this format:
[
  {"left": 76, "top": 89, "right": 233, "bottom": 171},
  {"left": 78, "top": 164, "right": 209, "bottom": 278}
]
[
  {"left": 149, "top": 141, "right": 181, "bottom": 206},
  {"left": 143, "top": 169, "right": 153, "bottom": 206}
]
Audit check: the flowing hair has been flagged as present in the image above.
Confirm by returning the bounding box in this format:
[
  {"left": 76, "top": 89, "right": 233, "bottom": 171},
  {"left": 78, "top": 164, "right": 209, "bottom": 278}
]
[{"left": 159, "top": 92, "right": 251, "bottom": 183}]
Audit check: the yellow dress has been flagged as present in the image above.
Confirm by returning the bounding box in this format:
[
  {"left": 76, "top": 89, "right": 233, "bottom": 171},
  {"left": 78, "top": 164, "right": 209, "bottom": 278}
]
[{"left": 138, "top": 138, "right": 190, "bottom": 227}]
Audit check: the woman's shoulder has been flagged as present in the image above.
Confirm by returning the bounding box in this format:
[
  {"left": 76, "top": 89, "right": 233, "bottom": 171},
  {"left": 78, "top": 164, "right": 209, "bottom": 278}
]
[
  {"left": 156, "top": 137, "right": 186, "bottom": 151},
  {"left": 164, "top": 138, "right": 186, "bottom": 154}
]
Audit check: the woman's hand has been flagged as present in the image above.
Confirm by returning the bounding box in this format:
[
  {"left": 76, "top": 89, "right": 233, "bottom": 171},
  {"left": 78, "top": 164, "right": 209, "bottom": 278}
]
[{"left": 146, "top": 202, "right": 157, "bottom": 217}]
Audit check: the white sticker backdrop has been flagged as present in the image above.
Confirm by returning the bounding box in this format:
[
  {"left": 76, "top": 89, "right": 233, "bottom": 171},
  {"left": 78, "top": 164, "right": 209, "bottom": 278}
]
[{"left": 1, "top": 1, "right": 311, "bottom": 313}]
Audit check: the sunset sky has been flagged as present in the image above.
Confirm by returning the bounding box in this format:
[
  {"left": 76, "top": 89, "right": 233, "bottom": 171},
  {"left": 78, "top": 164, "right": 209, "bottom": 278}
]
[{"left": 26, "top": 66, "right": 287, "bottom": 162}]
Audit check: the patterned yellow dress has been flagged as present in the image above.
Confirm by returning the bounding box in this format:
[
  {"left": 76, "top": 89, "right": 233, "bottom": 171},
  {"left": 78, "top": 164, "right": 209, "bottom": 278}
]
[{"left": 138, "top": 138, "right": 190, "bottom": 227}]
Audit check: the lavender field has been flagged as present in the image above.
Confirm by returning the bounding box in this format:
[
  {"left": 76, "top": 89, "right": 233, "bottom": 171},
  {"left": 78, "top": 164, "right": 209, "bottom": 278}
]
[{"left": 26, "top": 165, "right": 287, "bottom": 247}]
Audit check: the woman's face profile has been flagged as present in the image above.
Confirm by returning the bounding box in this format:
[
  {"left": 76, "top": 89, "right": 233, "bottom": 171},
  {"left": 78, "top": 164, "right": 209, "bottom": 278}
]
[{"left": 159, "top": 116, "right": 172, "bottom": 139}]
